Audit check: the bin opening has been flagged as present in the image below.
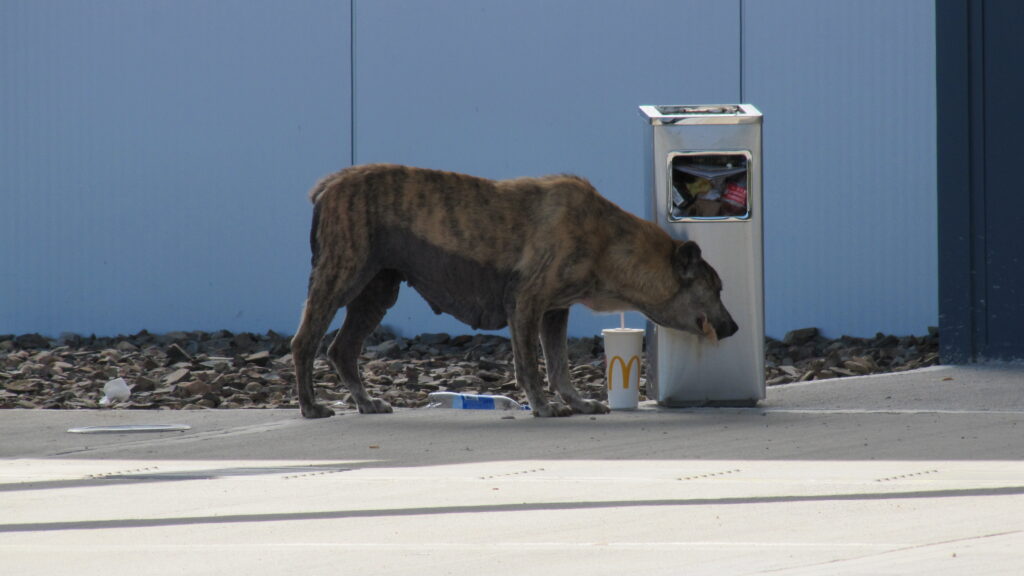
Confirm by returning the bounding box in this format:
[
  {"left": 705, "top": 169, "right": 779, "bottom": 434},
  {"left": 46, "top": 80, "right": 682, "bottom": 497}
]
[
  {"left": 670, "top": 153, "right": 750, "bottom": 220},
  {"left": 655, "top": 105, "right": 742, "bottom": 116}
]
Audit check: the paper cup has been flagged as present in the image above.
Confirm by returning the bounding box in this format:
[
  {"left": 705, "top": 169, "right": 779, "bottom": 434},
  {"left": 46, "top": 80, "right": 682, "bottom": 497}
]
[{"left": 602, "top": 328, "right": 644, "bottom": 410}]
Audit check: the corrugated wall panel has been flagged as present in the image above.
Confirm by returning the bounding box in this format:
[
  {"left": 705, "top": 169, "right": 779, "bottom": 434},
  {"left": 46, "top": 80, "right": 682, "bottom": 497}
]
[
  {"left": 2, "top": 0, "right": 939, "bottom": 340},
  {"left": 744, "top": 0, "right": 937, "bottom": 337},
  {"left": 352, "top": 0, "right": 741, "bottom": 337},
  {"left": 1, "top": 0, "right": 351, "bottom": 336}
]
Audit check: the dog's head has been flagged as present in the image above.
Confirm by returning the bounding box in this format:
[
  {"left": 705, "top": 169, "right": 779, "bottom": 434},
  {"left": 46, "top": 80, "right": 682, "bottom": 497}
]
[{"left": 642, "top": 241, "right": 738, "bottom": 341}]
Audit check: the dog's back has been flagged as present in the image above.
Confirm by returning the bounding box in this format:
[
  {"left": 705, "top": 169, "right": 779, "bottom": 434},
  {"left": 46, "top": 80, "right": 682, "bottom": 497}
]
[{"left": 307, "top": 164, "right": 609, "bottom": 329}]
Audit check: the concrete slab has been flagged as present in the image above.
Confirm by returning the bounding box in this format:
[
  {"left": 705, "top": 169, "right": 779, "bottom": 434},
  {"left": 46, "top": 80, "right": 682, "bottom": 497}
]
[{"left": 1, "top": 363, "right": 1022, "bottom": 574}]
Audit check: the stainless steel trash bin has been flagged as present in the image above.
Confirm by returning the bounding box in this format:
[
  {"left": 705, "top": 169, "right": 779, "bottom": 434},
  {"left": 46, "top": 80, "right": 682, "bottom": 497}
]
[{"left": 639, "top": 104, "right": 764, "bottom": 406}]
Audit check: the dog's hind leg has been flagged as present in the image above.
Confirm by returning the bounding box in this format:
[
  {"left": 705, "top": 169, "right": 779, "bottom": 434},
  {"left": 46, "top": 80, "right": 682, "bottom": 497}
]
[
  {"left": 326, "top": 269, "right": 402, "bottom": 414},
  {"left": 540, "top": 309, "right": 610, "bottom": 415},
  {"left": 292, "top": 262, "right": 377, "bottom": 419},
  {"left": 292, "top": 283, "right": 342, "bottom": 418}
]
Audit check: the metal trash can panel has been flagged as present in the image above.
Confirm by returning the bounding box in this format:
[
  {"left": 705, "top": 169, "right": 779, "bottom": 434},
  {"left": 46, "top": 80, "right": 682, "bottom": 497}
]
[{"left": 640, "top": 104, "right": 765, "bottom": 406}]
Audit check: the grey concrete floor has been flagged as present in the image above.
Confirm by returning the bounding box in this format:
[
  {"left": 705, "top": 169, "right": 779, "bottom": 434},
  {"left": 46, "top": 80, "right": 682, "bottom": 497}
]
[{"left": 2, "top": 363, "right": 1022, "bottom": 575}]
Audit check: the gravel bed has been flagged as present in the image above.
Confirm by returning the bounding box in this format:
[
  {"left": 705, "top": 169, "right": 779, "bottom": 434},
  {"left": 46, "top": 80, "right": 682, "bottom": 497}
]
[{"left": 0, "top": 327, "right": 939, "bottom": 411}]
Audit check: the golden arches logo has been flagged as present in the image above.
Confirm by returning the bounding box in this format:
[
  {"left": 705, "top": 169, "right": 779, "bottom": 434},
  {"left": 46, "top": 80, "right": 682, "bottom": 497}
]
[{"left": 607, "top": 355, "right": 640, "bottom": 390}]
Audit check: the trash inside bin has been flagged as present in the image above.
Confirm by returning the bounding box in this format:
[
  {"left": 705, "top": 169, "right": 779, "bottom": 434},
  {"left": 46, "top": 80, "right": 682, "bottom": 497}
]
[{"left": 671, "top": 154, "right": 750, "bottom": 219}]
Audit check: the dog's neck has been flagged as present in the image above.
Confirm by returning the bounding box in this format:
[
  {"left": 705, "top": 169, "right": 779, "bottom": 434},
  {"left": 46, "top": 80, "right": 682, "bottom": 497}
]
[{"left": 580, "top": 221, "right": 677, "bottom": 315}]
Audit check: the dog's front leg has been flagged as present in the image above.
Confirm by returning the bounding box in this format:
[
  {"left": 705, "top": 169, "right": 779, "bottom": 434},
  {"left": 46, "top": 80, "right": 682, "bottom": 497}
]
[
  {"left": 509, "top": 304, "right": 573, "bottom": 417},
  {"left": 540, "top": 309, "right": 610, "bottom": 415}
]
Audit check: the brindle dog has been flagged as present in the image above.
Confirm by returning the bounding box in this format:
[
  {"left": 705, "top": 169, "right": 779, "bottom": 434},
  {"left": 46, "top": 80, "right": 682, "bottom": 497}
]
[{"left": 292, "top": 164, "right": 737, "bottom": 418}]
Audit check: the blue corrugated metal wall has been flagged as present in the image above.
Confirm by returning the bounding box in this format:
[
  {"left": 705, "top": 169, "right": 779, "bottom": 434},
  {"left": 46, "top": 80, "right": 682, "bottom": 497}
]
[
  {"left": 1, "top": 0, "right": 351, "bottom": 336},
  {"left": 1, "top": 0, "right": 936, "bottom": 339},
  {"left": 353, "top": 0, "right": 740, "bottom": 337},
  {"left": 745, "top": 0, "right": 938, "bottom": 338}
]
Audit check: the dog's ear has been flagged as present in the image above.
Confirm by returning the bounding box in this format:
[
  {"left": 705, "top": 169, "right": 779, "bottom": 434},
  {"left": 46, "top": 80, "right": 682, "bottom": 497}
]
[{"left": 672, "top": 241, "right": 703, "bottom": 280}]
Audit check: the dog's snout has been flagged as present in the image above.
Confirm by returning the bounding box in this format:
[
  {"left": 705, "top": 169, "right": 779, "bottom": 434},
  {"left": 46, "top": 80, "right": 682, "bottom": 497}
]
[{"left": 722, "top": 319, "right": 739, "bottom": 338}]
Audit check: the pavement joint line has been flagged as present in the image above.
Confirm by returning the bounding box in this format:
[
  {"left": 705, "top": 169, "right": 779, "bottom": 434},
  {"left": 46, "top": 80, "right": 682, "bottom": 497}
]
[
  {"left": 754, "top": 408, "right": 1024, "bottom": 415},
  {"left": 756, "top": 529, "right": 1024, "bottom": 575},
  {"left": 3, "top": 485, "right": 1024, "bottom": 533},
  {"left": 0, "top": 541, "right": 903, "bottom": 551}
]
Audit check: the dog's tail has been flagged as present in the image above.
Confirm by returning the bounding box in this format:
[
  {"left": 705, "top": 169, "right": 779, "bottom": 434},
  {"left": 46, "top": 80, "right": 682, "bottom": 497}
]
[
  {"left": 308, "top": 202, "right": 322, "bottom": 268},
  {"left": 306, "top": 174, "right": 337, "bottom": 269},
  {"left": 306, "top": 169, "right": 355, "bottom": 269}
]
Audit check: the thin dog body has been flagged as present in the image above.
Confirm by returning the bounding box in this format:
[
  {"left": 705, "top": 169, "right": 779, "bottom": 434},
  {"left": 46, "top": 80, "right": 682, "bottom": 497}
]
[{"left": 292, "top": 164, "right": 738, "bottom": 418}]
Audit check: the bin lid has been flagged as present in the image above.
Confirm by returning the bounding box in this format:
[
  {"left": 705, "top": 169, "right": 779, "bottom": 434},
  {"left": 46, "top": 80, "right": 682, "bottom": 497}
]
[{"left": 639, "top": 104, "right": 761, "bottom": 126}]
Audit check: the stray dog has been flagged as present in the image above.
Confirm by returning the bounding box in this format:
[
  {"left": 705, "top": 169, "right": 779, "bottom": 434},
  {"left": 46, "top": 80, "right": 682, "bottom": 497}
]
[{"left": 292, "top": 164, "right": 738, "bottom": 418}]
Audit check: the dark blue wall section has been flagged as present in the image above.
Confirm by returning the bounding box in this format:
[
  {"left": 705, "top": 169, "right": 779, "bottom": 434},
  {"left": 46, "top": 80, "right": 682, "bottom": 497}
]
[{"left": 938, "top": 0, "right": 1024, "bottom": 361}]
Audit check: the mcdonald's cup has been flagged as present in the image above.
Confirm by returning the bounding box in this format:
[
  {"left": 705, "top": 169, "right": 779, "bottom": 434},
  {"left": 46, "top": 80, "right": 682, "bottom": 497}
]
[{"left": 601, "top": 328, "right": 644, "bottom": 410}]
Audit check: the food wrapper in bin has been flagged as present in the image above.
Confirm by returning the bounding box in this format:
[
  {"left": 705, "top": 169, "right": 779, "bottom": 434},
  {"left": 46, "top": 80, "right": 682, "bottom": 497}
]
[{"left": 670, "top": 159, "right": 748, "bottom": 218}]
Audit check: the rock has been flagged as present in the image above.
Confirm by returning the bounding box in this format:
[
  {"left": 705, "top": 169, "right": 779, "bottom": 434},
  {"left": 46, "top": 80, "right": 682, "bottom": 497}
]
[
  {"left": 164, "top": 368, "right": 191, "bottom": 386},
  {"left": 476, "top": 370, "right": 504, "bottom": 382},
  {"left": 450, "top": 375, "right": 484, "bottom": 390},
  {"left": 245, "top": 350, "right": 272, "bottom": 366},
  {"left": 141, "top": 356, "right": 161, "bottom": 370},
  {"left": 403, "top": 366, "right": 421, "bottom": 386},
  {"left": 165, "top": 343, "right": 193, "bottom": 366},
  {"left": 177, "top": 381, "right": 211, "bottom": 397},
  {"left": 4, "top": 379, "right": 43, "bottom": 392},
  {"left": 116, "top": 340, "right": 138, "bottom": 352},
  {"left": 567, "top": 338, "right": 597, "bottom": 360},
  {"left": 14, "top": 334, "right": 50, "bottom": 349},
  {"left": 231, "top": 332, "right": 257, "bottom": 351},
  {"left": 783, "top": 327, "right": 819, "bottom": 346},
  {"left": 132, "top": 376, "right": 158, "bottom": 392},
  {"left": 31, "top": 350, "right": 56, "bottom": 364},
  {"left": 198, "top": 394, "right": 220, "bottom": 408},
  {"left": 366, "top": 326, "right": 396, "bottom": 346},
  {"left": 368, "top": 339, "right": 405, "bottom": 359},
  {"left": 418, "top": 333, "right": 450, "bottom": 346},
  {"left": 843, "top": 359, "right": 872, "bottom": 375},
  {"left": 778, "top": 365, "right": 801, "bottom": 378},
  {"left": 0, "top": 327, "right": 940, "bottom": 411},
  {"left": 476, "top": 358, "right": 508, "bottom": 372},
  {"left": 874, "top": 333, "right": 900, "bottom": 348}
]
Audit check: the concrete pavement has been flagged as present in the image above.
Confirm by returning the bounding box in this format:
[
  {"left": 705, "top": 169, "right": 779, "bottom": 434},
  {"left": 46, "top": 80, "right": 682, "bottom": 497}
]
[{"left": 1, "top": 363, "right": 1023, "bottom": 575}]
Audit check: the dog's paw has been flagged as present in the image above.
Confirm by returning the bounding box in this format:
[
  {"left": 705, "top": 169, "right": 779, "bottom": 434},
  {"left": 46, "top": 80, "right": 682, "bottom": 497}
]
[
  {"left": 532, "top": 402, "right": 573, "bottom": 418},
  {"left": 572, "top": 399, "right": 610, "bottom": 415},
  {"left": 357, "top": 398, "right": 394, "bottom": 414},
  {"left": 301, "top": 403, "right": 336, "bottom": 419}
]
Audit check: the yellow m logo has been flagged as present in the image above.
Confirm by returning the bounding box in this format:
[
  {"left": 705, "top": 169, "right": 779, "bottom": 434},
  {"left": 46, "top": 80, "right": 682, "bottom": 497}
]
[{"left": 607, "top": 355, "right": 640, "bottom": 390}]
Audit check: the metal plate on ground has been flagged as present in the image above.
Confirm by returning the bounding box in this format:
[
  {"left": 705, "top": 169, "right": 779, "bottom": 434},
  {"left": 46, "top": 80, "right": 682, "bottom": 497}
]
[{"left": 67, "top": 424, "right": 192, "bottom": 434}]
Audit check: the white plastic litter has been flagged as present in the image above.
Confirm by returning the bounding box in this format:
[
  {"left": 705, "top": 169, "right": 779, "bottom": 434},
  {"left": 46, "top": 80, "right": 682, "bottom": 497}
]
[
  {"left": 99, "top": 377, "right": 132, "bottom": 405},
  {"left": 426, "top": 392, "right": 527, "bottom": 410}
]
